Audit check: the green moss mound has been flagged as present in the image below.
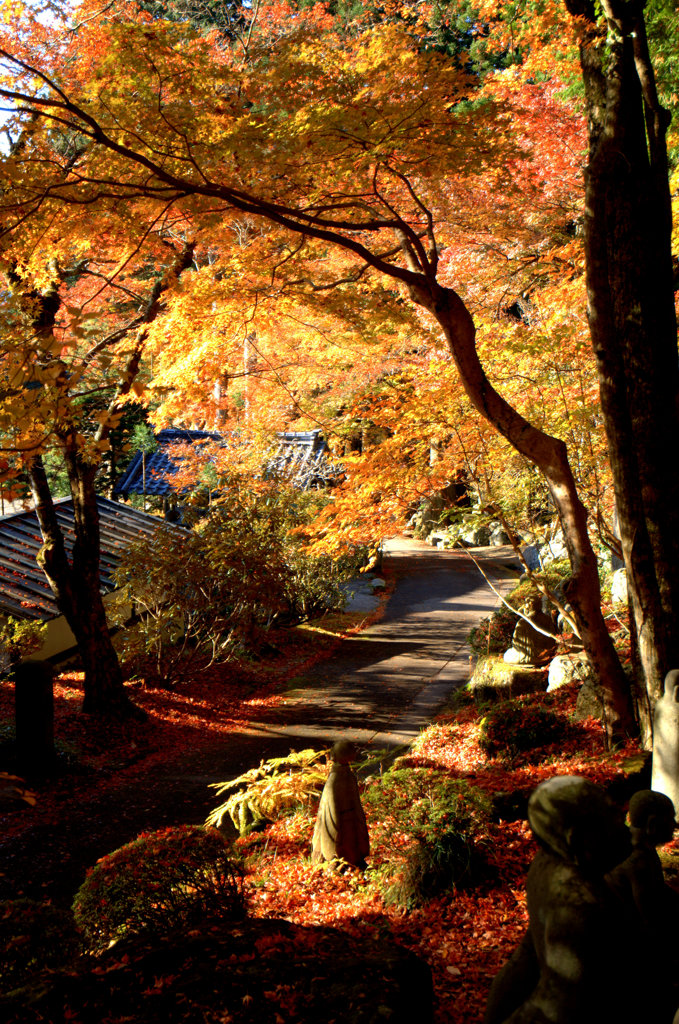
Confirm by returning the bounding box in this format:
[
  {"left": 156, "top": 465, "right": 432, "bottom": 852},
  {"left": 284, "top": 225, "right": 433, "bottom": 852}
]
[{"left": 479, "top": 700, "right": 569, "bottom": 759}]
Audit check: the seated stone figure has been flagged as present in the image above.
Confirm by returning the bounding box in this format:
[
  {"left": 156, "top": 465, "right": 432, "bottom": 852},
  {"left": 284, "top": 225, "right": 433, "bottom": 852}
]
[
  {"left": 311, "top": 740, "right": 369, "bottom": 870},
  {"left": 484, "top": 775, "right": 647, "bottom": 1024},
  {"left": 607, "top": 790, "right": 679, "bottom": 1019},
  {"left": 503, "top": 596, "right": 556, "bottom": 666}
]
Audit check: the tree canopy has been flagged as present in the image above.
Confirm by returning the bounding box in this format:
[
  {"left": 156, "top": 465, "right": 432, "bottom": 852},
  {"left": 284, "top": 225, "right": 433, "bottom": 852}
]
[{"left": 0, "top": 0, "right": 677, "bottom": 736}]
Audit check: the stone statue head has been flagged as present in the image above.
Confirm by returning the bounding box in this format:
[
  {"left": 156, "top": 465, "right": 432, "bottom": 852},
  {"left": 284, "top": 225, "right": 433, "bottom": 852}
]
[
  {"left": 628, "top": 790, "right": 677, "bottom": 847},
  {"left": 330, "top": 740, "right": 358, "bottom": 764},
  {"left": 528, "top": 775, "right": 630, "bottom": 876},
  {"left": 663, "top": 668, "right": 679, "bottom": 702}
]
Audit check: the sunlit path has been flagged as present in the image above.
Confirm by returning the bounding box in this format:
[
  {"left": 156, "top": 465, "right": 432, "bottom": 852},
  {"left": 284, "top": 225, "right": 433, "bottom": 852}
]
[{"left": 238, "top": 536, "right": 518, "bottom": 748}]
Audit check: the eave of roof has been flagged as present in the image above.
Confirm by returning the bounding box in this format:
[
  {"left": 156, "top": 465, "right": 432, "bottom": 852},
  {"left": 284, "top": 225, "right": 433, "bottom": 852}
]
[
  {"left": 0, "top": 496, "right": 168, "bottom": 621},
  {"left": 114, "top": 428, "right": 224, "bottom": 498}
]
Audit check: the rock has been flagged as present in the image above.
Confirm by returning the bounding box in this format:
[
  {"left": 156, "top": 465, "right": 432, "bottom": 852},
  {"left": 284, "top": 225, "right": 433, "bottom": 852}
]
[
  {"left": 490, "top": 525, "right": 511, "bottom": 546},
  {"left": 537, "top": 529, "right": 568, "bottom": 566},
  {"left": 459, "top": 525, "right": 490, "bottom": 547},
  {"left": 469, "top": 655, "right": 548, "bottom": 703},
  {"left": 339, "top": 580, "right": 381, "bottom": 613},
  {"left": 547, "top": 652, "right": 594, "bottom": 692},
  {"left": 522, "top": 545, "right": 541, "bottom": 571},
  {"left": 610, "top": 567, "right": 628, "bottom": 606},
  {"left": 573, "top": 680, "right": 605, "bottom": 722}
]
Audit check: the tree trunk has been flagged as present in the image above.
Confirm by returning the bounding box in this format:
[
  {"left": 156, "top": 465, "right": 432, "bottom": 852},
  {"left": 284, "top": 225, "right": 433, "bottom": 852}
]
[
  {"left": 564, "top": 0, "right": 679, "bottom": 744},
  {"left": 28, "top": 455, "right": 144, "bottom": 720},
  {"left": 410, "top": 281, "right": 635, "bottom": 741}
]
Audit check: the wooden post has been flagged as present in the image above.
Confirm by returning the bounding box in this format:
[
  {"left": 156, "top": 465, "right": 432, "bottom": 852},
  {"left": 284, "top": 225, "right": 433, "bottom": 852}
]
[{"left": 14, "top": 660, "right": 56, "bottom": 776}]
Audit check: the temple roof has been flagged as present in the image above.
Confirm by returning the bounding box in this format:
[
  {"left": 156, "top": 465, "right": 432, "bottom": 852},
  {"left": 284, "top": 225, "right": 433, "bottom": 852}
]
[
  {"left": 114, "top": 428, "right": 342, "bottom": 498},
  {"left": 0, "top": 496, "right": 166, "bottom": 621}
]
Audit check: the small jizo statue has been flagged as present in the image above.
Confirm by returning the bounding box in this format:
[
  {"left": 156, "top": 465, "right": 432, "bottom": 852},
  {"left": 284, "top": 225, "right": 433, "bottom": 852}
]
[
  {"left": 311, "top": 740, "right": 369, "bottom": 870},
  {"left": 503, "top": 596, "right": 556, "bottom": 666},
  {"left": 607, "top": 789, "right": 677, "bottom": 929}
]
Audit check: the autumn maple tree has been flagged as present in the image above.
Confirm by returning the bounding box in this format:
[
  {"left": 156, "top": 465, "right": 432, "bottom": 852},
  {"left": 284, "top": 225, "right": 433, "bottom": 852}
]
[
  {"left": 0, "top": 0, "right": 677, "bottom": 738},
  {"left": 0, "top": 119, "right": 196, "bottom": 716}
]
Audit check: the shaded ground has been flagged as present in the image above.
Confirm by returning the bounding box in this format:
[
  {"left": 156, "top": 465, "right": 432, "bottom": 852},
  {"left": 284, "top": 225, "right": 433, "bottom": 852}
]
[{"left": 0, "top": 538, "right": 517, "bottom": 908}]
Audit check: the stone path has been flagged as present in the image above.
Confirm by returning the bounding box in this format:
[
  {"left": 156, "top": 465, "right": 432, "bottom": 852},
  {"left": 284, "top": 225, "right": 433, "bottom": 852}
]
[
  {"left": 236, "top": 536, "right": 519, "bottom": 750},
  {"left": 0, "top": 537, "right": 519, "bottom": 905}
]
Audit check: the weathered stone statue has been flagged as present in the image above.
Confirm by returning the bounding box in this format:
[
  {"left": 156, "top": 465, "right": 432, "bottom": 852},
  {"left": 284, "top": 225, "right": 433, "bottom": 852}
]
[
  {"left": 484, "top": 775, "right": 643, "bottom": 1024},
  {"left": 608, "top": 789, "right": 677, "bottom": 926},
  {"left": 607, "top": 790, "right": 679, "bottom": 1020},
  {"left": 651, "top": 669, "right": 679, "bottom": 815},
  {"left": 503, "top": 596, "right": 556, "bottom": 666},
  {"left": 311, "top": 740, "right": 369, "bottom": 870}
]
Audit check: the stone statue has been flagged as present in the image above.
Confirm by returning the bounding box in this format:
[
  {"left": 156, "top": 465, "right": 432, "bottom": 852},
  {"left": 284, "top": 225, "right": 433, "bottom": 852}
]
[
  {"left": 503, "top": 596, "right": 556, "bottom": 666},
  {"left": 651, "top": 669, "right": 679, "bottom": 815},
  {"left": 311, "top": 740, "right": 369, "bottom": 870},
  {"left": 606, "top": 790, "right": 679, "bottom": 1021},
  {"left": 485, "top": 775, "right": 644, "bottom": 1024}
]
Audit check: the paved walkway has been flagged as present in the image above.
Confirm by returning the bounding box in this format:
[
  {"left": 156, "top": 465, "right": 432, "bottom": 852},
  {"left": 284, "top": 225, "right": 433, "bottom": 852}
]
[{"left": 236, "top": 536, "right": 519, "bottom": 750}]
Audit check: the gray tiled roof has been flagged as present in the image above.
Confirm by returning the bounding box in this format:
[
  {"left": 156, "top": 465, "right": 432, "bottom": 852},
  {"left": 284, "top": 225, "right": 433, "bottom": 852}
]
[
  {"left": 114, "top": 428, "right": 343, "bottom": 497},
  {"left": 114, "top": 428, "right": 222, "bottom": 498},
  {"left": 0, "top": 496, "right": 166, "bottom": 621}
]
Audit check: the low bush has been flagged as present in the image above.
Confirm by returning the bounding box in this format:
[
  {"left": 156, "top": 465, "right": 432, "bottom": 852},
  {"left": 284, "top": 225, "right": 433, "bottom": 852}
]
[
  {"left": 466, "top": 606, "right": 518, "bottom": 658},
  {"left": 364, "top": 769, "right": 491, "bottom": 909},
  {"left": 72, "top": 826, "right": 245, "bottom": 950},
  {"left": 111, "top": 488, "right": 368, "bottom": 686},
  {"left": 479, "top": 700, "right": 568, "bottom": 759},
  {"left": 0, "top": 899, "right": 80, "bottom": 992}
]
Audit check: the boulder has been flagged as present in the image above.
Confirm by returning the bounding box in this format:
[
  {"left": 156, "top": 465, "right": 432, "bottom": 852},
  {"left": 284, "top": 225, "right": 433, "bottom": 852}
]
[
  {"left": 547, "top": 652, "right": 594, "bottom": 692},
  {"left": 521, "top": 545, "right": 541, "bottom": 571},
  {"left": 573, "top": 680, "right": 605, "bottom": 722},
  {"left": 490, "top": 525, "right": 511, "bottom": 546},
  {"left": 537, "top": 529, "right": 568, "bottom": 566},
  {"left": 460, "top": 524, "right": 491, "bottom": 547},
  {"left": 610, "top": 568, "right": 628, "bottom": 606},
  {"left": 470, "top": 655, "right": 548, "bottom": 703}
]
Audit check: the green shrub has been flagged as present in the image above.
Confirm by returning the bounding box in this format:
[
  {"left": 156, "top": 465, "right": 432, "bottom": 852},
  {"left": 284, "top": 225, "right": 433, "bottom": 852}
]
[
  {"left": 0, "top": 617, "right": 47, "bottom": 672},
  {"left": 466, "top": 606, "right": 518, "bottom": 657},
  {"left": 207, "top": 748, "right": 329, "bottom": 835},
  {"left": 364, "top": 769, "right": 491, "bottom": 909},
  {"left": 0, "top": 899, "right": 80, "bottom": 993},
  {"left": 73, "top": 826, "right": 245, "bottom": 950},
  {"left": 479, "top": 700, "right": 568, "bottom": 759},
  {"left": 110, "top": 488, "right": 365, "bottom": 685}
]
